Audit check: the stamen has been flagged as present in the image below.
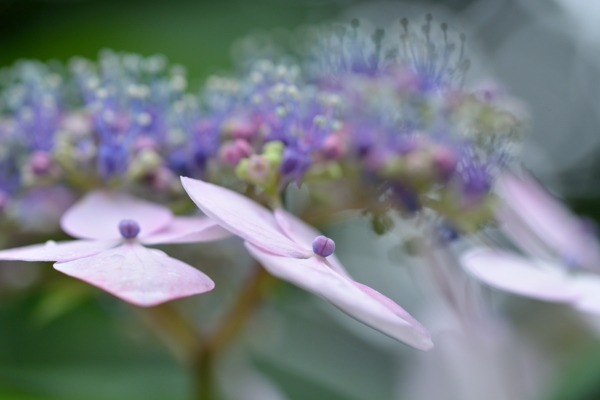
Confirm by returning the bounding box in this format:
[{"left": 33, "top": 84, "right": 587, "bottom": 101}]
[
  {"left": 312, "top": 235, "right": 335, "bottom": 257},
  {"left": 119, "top": 219, "right": 140, "bottom": 239}
]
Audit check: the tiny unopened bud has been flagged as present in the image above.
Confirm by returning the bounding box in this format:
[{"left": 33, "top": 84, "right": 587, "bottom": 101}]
[
  {"left": 432, "top": 146, "right": 458, "bottom": 181},
  {"left": 134, "top": 136, "right": 158, "bottom": 153},
  {"left": 119, "top": 219, "right": 140, "bottom": 239},
  {"left": 280, "top": 148, "right": 305, "bottom": 175},
  {"left": 30, "top": 151, "right": 53, "bottom": 175},
  {"left": 312, "top": 235, "right": 335, "bottom": 257},
  {"left": 247, "top": 155, "right": 271, "bottom": 180},
  {"left": 222, "top": 117, "right": 257, "bottom": 140},
  {"left": 321, "top": 134, "right": 346, "bottom": 159},
  {"left": 219, "top": 139, "right": 252, "bottom": 166}
]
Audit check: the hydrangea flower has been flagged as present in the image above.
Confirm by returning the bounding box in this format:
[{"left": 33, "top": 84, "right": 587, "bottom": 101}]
[
  {"left": 0, "top": 190, "right": 231, "bottom": 306},
  {"left": 460, "top": 173, "right": 600, "bottom": 314},
  {"left": 181, "top": 176, "right": 433, "bottom": 350}
]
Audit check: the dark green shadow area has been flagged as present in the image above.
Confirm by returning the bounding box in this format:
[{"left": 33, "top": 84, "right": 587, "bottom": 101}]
[
  {"left": 0, "top": 0, "right": 349, "bottom": 81},
  {"left": 0, "top": 295, "right": 188, "bottom": 400}
]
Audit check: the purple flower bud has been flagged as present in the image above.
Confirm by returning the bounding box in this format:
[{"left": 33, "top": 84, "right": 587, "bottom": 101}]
[
  {"left": 133, "top": 136, "right": 159, "bottom": 153},
  {"left": 312, "top": 235, "right": 335, "bottom": 257},
  {"left": 219, "top": 139, "right": 252, "bottom": 166},
  {"left": 321, "top": 134, "right": 346, "bottom": 159},
  {"left": 167, "top": 151, "right": 191, "bottom": 177},
  {"left": 392, "top": 184, "right": 420, "bottom": 214},
  {"left": 280, "top": 148, "right": 310, "bottom": 180},
  {"left": 119, "top": 219, "right": 140, "bottom": 239},
  {"left": 462, "top": 168, "right": 491, "bottom": 205},
  {"left": 29, "top": 151, "right": 53, "bottom": 175},
  {"left": 222, "top": 116, "right": 258, "bottom": 140},
  {"left": 432, "top": 146, "right": 458, "bottom": 181},
  {"left": 98, "top": 143, "right": 129, "bottom": 178}
]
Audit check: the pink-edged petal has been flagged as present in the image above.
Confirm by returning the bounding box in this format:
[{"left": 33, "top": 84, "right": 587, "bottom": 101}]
[
  {"left": 245, "top": 242, "right": 433, "bottom": 350},
  {"left": 0, "top": 240, "right": 119, "bottom": 262},
  {"left": 54, "top": 243, "right": 214, "bottom": 307},
  {"left": 141, "top": 216, "right": 232, "bottom": 245},
  {"left": 461, "top": 248, "right": 577, "bottom": 302},
  {"left": 496, "top": 173, "right": 600, "bottom": 269},
  {"left": 274, "top": 209, "right": 350, "bottom": 278},
  {"left": 571, "top": 274, "right": 600, "bottom": 315},
  {"left": 60, "top": 190, "right": 173, "bottom": 240},
  {"left": 181, "top": 177, "right": 310, "bottom": 258}
]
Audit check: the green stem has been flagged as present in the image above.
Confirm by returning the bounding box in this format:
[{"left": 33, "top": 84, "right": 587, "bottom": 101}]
[
  {"left": 195, "top": 348, "right": 214, "bottom": 400},
  {"left": 137, "top": 303, "right": 201, "bottom": 365},
  {"left": 207, "top": 265, "right": 273, "bottom": 354},
  {"left": 140, "top": 263, "right": 275, "bottom": 400},
  {"left": 192, "top": 264, "right": 274, "bottom": 400}
]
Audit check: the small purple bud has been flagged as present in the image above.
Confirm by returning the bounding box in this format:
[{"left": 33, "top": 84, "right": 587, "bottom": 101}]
[
  {"left": 193, "top": 149, "right": 208, "bottom": 168},
  {"left": 462, "top": 168, "right": 491, "bottom": 205},
  {"left": 167, "top": 151, "right": 191, "bottom": 177},
  {"left": 280, "top": 148, "right": 302, "bottom": 175},
  {"left": 98, "top": 143, "right": 129, "bottom": 178},
  {"left": 30, "top": 151, "right": 53, "bottom": 175},
  {"left": 119, "top": 219, "right": 140, "bottom": 239},
  {"left": 321, "top": 134, "right": 346, "bottom": 159},
  {"left": 392, "top": 184, "right": 420, "bottom": 214},
  {"left": 432, "top": 146, "right": 458, "bottom": 181},
  {"left": 312, "top": 235, "right": 335, "bottom": 257},
  {"left": 133, "top": 136, "right": 159, "bottom": 153},
  {"left": 219, "top": 139, "right": 252, "bottom": 166},
  {"left": 222, "top": 116, "right": 258, "bottom": 139}
]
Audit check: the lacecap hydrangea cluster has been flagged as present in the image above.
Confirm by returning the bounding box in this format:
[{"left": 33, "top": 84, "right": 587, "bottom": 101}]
[{"left": 0, "top": 16, "right": 525, "bottom": 237}]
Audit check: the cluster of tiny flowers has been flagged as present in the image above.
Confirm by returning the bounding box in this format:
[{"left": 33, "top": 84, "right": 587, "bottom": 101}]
[
  {"left": 299, "top": 16, "right": 526, "bottom": 236},
  {"left": 0, "top": 16, "right": 526, "bottom": 239},
  {"left": 0, "top": 15, "right": 538, "bottom": 352}
]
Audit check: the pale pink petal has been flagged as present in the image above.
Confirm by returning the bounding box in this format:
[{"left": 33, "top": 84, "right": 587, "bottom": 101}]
[
  {"left": 141, "top": 216, "right": 232, "bottom": 245},
  {"left": 181, "top": 177, "right": 310, "bottom": 258},
  {"left": 496, "top": 173, "right": 600, "bottom": 270},
  {"left": 352, "top": 281, "right": 431, "bottom": 339},
  {"left": 0, "top": 240, "right": 119, "bottom": 262},
  {"left": 54, "top": 243, "right": 214, "bottom": 307},
  {"left": 461, "top": 249, "right": 577, "bottom": 302},
  {"left": 274, "top": 209, "right": 350, "bottom": 277},
  {"left": 245, "top": 242, "right": 433, "bottom": 350},
  {"left": 60, "top": 190, "right": 173, "bottom": 240},
  {"left": 571, "top": 274, "right": 600, "bottom": 315}
]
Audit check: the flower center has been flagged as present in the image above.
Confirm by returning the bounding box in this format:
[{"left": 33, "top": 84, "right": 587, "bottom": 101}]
[
  {"left": 312, "top": 235, "right": 335, "bottom": 257},
  {"left": 119, "top": 219, "right": 140, "bottom": 239}
]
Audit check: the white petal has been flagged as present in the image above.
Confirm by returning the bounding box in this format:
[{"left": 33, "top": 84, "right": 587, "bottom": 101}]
[
  {"left": 461, "top": 248, "right": 578, "bottom": 302},
  {"left": 141, "top": 216, "right": 232, "bottom": 245},
  {"left": 571, "top": 274, "right": 600, "bottom": 315},
  {"left": 245, "top": 242, "right": 433, "bottom": 350},
  {"left": 0, "top": 240, "right": 119, "bottom": 262},
  {"left": 60, "top": 190, "right": 173, "bottom": 240},
  {"left": 54, "top": 243, "right": 214, "bottom": 307},
  {"left": 181, "top": 177, "right": 310, "bottom": 258},
  {"left": 496, "top": 173, "right": 600, "bottom": 270}
]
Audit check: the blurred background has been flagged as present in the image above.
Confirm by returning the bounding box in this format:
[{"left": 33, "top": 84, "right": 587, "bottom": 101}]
[{"left": 2, "top": 0, "right": 600, "bottom": 399}]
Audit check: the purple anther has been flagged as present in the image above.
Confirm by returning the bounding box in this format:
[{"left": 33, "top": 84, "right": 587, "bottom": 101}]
[
  {"left": 312, "top": 235, "right": 335, "bottom": 257},
  {"left": 119, "top": 219, "right": 140, "bottom": 239}
]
